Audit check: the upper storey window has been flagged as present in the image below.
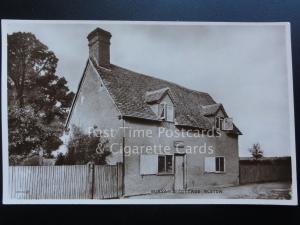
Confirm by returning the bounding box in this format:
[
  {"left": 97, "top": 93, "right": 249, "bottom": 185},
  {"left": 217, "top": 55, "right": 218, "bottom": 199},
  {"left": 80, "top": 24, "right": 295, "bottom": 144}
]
[
  {"left": 215, "top": 116, "right": 224, "bottom": 130},
  {"left": 145, "top": 87, "right": 174, "bottom": 122},
  {"left": 159, "top": 102, "right": 174, "bottom": 122},
  {"left": 215, "top": 116, "right": 234, "bottom": 131}
]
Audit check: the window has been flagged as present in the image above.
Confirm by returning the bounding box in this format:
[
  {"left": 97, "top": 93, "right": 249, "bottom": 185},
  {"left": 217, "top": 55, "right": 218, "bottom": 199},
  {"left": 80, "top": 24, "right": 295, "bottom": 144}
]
[
  {"left": 159, "top": 103, "right": 166, "bottom": 119},
  {"left": 222, "top": 118, "right": 233, "bottom": 131},
  {"left": 158, "top": 103, "right": 174, "bottom": 122},
  {"left": 158, "top": 155, "right": 173, "bottom": 174},
  {"left": 205, "top": 156, "right": 225, "bottom": 173},
  {"left": 166, "top": 104, "right": 174, "bottom": 122},
  {"left": 215, "top": 157, "right": 225, "bottom": 172},
  {"left": 215, "top": 117, "right": 224, "bottom": 130},
  {"left": 140, "top": 155, "right": 174, "bottom": 175}
]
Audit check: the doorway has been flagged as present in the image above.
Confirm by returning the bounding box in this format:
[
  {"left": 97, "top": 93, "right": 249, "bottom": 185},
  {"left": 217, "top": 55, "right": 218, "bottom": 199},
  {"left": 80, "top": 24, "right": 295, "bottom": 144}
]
[{"left": 174, "top": 154, "right": 185, "bottom": 191}]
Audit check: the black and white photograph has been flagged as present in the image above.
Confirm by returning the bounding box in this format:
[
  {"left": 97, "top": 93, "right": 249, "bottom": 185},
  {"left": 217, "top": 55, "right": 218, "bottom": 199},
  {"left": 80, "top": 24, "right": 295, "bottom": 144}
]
[{"left": 1, "top": 20, "right": 297, "bottom": 205}]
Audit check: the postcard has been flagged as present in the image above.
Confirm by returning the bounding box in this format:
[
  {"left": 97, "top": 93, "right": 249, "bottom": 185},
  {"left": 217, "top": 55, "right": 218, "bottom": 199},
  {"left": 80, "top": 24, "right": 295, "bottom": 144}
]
[{"left": 1, "top": 20, "right": 297, "bottom": 205}]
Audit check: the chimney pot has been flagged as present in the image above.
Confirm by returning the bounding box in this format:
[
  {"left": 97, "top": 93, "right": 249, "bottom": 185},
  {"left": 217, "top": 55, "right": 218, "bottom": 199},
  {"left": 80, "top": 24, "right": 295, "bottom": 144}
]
[{"left": 87, "top": 28, "right": 112, "bottom": 68}]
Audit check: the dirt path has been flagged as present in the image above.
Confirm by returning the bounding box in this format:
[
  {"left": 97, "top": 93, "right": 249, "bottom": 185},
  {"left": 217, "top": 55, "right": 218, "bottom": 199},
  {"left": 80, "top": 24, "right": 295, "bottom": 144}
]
[{"left": 127, "top": 182, "right": 291, "bottom": 199}]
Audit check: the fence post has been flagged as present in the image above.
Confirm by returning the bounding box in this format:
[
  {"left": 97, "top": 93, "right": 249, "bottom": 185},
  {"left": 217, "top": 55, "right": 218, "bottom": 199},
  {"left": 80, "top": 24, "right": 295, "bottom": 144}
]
[
  {"left": 117, "top": 162, "right": 123, "bottom": 197},
  {"left": 88, "top": 162, "right": 95, "bottom": 199}
]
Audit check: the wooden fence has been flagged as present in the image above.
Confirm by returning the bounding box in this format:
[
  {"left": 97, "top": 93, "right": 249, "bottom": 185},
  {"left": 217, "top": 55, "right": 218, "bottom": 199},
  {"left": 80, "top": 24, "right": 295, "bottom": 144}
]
[
  {"left": 9, "top": 163, "right": 123, "bottom": 200},
  {"left": 239, "top": 157, "right": 292, "bottom": 184}
]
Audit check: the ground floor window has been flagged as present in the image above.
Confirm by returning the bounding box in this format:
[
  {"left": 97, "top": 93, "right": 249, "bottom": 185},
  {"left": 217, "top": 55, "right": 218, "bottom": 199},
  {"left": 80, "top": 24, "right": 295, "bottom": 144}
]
[
  {"left": 140, "top": 154, "right": 174, "bottom": 175},
  {"left": 216, "top": 157, "right": 225, "bottom": 172},
  {"left": 205, "top": 156, "right": 225, "bottom": 173},
  {"left": 158, "top": 155, "right": 173, "bottom": 174}
]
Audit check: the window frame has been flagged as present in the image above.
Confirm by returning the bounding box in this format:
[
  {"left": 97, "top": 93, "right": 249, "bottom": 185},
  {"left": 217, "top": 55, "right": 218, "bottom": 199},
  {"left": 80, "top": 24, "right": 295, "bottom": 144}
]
[
  {"left": 158, "top": 102, "right": 174, "bottom": 122},
  {"left": 159, "top": 102, "right": 167, "bottom": 120},
  {"left": 165, "top": 104, "right": 174, "bottom": 122},
  {"left": 157, "top": 154, "right": 174, "bottom": 175},
  {"left": 215, "top": 116, "right": 224, "bottom": 130},
  {"left": 204, "top": 156, "right": 226, "bottom": 173},
  {"left": 215, "top": 156, "right": 225, "bottom": 173}
]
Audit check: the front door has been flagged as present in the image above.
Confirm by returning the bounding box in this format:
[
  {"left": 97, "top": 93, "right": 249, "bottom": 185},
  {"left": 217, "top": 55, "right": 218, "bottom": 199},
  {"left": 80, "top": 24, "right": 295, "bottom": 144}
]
[{"left": 174, "top": 155, "right": 185, "bottom": 191}]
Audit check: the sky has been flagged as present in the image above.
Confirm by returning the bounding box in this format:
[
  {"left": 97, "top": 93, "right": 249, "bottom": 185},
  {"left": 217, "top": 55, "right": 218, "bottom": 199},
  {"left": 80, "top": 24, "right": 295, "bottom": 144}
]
[{"left": 4, "top": 21, "right": 293, "bottom": 157}]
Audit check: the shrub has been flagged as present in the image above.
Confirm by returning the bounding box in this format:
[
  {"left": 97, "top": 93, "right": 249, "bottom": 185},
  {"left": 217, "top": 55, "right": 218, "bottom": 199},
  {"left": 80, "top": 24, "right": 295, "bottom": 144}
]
[{"left": 55, "top": 125, "right": 111, "bottom": 165}]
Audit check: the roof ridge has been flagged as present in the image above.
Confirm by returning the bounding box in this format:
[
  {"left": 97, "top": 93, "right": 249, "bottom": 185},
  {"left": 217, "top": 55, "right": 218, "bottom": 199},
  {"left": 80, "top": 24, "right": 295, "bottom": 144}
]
[{"left": 202, "top": 103, "right": 221, "bottom": 108}]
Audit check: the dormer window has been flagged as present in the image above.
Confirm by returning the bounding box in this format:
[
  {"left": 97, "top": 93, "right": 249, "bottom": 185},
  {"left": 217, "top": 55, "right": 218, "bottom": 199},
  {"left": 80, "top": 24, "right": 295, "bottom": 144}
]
[
  {"left": 145, "top": 87, "right": 175, "bottom": 122},
  {"left": 159, "top": 102, "right": 174, "bottom": 122}
]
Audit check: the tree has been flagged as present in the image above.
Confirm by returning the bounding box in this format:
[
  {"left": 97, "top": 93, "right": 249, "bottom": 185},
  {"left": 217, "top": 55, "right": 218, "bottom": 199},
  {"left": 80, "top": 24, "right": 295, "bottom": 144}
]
[
  {"left": 8, "top": 32, "right": 75, "bottom": 157},
  {"left": 249, "top": 143, "right": 264, "bottom": 160},
  {"left": 55, "top": 125, "right": 111, "bottom": 165}
]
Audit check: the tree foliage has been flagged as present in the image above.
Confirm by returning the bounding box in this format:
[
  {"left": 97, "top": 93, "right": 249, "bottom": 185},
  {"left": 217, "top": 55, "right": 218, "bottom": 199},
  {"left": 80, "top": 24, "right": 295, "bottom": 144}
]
[
  {"left": 249, "top": 143, "right": 264, "bottom": 160},
  {"left": 8, "top": 32, "right": 75, "bottom": 157},
  {"left": 55, "top": 126, "right": 111, "bottom": 165}
]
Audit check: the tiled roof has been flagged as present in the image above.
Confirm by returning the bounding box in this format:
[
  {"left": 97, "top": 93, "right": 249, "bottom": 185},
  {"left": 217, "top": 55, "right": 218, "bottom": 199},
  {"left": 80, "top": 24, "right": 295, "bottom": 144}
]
[
  {"left": 145, "top": 87, "right": 170, "bottom": 104},
  {"left": 201, "top": 103, "right": 223, "bottom": 116},
  {"left": 201, "top": 103, "right": 242, "bottom": 134},
  {"left": 90, "top": 59, "right": 240, "bottom": 133}
]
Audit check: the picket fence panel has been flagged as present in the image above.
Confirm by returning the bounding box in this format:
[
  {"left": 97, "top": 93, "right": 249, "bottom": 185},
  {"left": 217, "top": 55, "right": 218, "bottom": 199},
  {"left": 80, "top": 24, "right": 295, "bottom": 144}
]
[{"left": 9, "top": 164, "right": 122, "bottom": 200}]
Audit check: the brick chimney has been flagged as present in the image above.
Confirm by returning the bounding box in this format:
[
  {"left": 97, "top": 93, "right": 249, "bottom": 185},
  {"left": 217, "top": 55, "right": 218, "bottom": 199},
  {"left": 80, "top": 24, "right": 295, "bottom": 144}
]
[{"left": 87, "top": 28, "right": 112, "bottom": 68}]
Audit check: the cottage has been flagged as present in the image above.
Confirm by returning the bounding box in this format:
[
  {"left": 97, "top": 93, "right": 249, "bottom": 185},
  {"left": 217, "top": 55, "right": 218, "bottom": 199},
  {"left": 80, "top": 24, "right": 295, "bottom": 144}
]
[{"left": 65, "top": 27, "right": 242, "bottom": 196}]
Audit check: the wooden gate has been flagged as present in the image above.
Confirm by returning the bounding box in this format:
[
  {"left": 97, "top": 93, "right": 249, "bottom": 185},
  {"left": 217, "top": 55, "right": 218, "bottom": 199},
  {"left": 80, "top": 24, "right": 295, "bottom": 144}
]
[
  {"left": 93, "top": 164, "right": 123, "bottom": 199},
  {"left": 9, "top": 163, "right": 123, "bottom": 200}
]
